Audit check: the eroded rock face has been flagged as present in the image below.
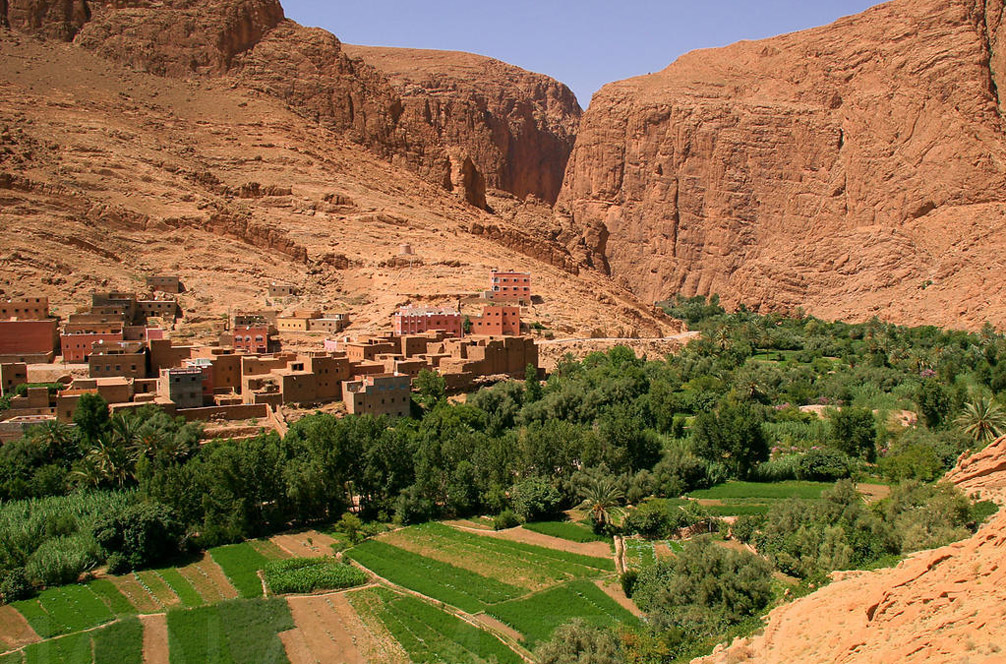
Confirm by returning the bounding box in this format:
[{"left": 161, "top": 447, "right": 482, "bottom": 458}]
[
  {"left": 343, "top": 45, "right": 582, "bottom": 205},
  {"left": 559, "top": 0, "right": 1006, "bottom": 328},
  {"left": 6, "top": 0, "right": 90, "bottom": 40}
]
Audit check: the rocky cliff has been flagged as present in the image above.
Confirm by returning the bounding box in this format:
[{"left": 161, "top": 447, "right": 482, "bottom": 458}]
[
  {"left": 343, "top": 45, "right": 582, "bottom": 205},
  {"left": 1, "top": 0, "right": 582, "bottom": 211},
  {"left": 560, "top": 0, "right": 1006, "bottom": 329},
  {"left": 698, "top": 436, "right": 1006, "bottom": 664}
]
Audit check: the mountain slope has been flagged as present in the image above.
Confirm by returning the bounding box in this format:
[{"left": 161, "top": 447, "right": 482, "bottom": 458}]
[
  {"left": 559, "top": 0, "right": 1006, "bottom": 329},
  {"left": 0, "top": 31, "right": 671, "bottom": 338}
]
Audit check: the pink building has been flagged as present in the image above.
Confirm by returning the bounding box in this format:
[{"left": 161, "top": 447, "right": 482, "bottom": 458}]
[
  {"left": 489, "top": 271, "right": 531, "bottom": 304},
  {"left": 470, "top": 305, "right": 521, "bottom": 336},
  {"left": 232, "top": 326, "right": 270, "bottom": 354},
  {"left": 392, "top": 307, "right": 462, "bottom": 338},
  {"left": 61, "top": 330, "right": 124, "bottom": 363}
]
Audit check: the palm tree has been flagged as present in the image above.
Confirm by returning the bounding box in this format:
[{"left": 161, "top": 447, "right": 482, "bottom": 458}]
[
  {"left": 956, "top": 396, "right": 1006, "bottom": 446},
  {"left": 579, "top": 476, "right": 624, "bottom": 532},
  {"left": 28, "top": 419, "right": 75, "bottom": 461}
]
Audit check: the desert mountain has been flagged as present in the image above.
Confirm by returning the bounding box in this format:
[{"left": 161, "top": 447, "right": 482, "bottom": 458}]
[
  {"left": 0, "top": 0, "right": 670, "bottom": 338},
  {"left": 698, "top": 437, "right": 1006, "bottom": 664},
  {"left": 559, "top": 0, "right": 1006, "bottom": 329}
]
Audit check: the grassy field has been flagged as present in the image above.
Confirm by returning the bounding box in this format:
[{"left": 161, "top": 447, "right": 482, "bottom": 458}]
[
  {"left": 92, "top": 617, "right": 143, "bottom": 664},
  {"left": 688, "top": 481, "right": 831, "bottom": 501},
  {"left": 349, "top": 587, "right": 522, "bottom": 664},
  {"left": 209, "top": 543, "right": 274, "bottom": 599},
  {"left": 345, "top": 539, "right": 524, "bottom": 612},
  {"left": 12, "top": 582, "right": 120, "bottom": 638},
  {"left": 522, "top": 520, "right": 609, "bottom": 543},
  {"left": 6, "top": 618, "right": 143, "bottom": 664},
  {"left": 488, "top": 580, "right": 638, "bottom": 646},
  {"left": 166, "top": 597, "right": 293, "bottom": 664},
  {"left": 156, "top": 568, "right": 204, "bottom": 608}
]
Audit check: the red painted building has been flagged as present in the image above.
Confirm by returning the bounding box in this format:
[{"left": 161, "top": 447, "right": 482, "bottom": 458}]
[
  {"left": 393, "top": 307, "right": 462, "bottom": 338},
  {"left": 489, "top": 271, "right": 531, "bottom": 303},
  {"left": 470, "top": 305, "right": 521, "bottom": 336},
  {"left": 0, "top": 319, "right": 60, "bottom": 356},
  {"left": 232, "top": 326, "right": 270, "bottom": 354},
  {"left": 61, "top": 330, "right": 125, "bottom": 363}
]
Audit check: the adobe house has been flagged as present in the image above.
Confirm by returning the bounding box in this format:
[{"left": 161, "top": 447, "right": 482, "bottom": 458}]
[
  {"left": 470, "top": 305, "right": 521, "bottom": 336},
  {"left": 487, "top": 270, "right": 531, "bottom": 304},
  {"left": 0, "top": 297, "right": 50, "bottom": 320},
  {"left": 1, "top": 363, "right": 28, "bottom": 396},
  {"left": 342, "top": 373, "right": 412, "bottom": 418},
  {"left": 146, "top": 275, "right": 182, "bottom": 294},
  {"left": 393, "top": 306, "right": 462, "bottom": 337}
]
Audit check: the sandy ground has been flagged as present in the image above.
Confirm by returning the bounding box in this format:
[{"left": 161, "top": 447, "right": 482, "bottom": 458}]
[
  {"left": 283, "top": 593, "right": 394, "bottom": 664},
  {"left": 0, "top": 605, "right": 40, "bottom": 651},
  {"left": 858, "top": 483, "right": 893, "bottom": 502},
  {"left": 270, "top": 531, "right": 340, "bottom": 558},
  {"left": 140, "top": 614, "right": 169, "bottom": 664},
  {"left": 594, "top": 578, "right": 643, "bottom": 618}
]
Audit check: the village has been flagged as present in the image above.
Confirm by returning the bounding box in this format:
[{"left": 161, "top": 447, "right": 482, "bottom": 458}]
[{"left": 0, "top": 270, "right": 539, "bottom": 442}]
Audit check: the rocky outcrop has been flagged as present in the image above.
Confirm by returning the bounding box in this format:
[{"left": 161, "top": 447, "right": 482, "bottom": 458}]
[
  {"left": 559, "top": 0, "right": 1006, "bottom": 329},
  {"left": 696, "top": 436, "right": 1006, "bottom": 664},
  {"left": 74, "top": 0, "right": 284, "bottom": 75},
  {"left": 344, "top": 45, "right": 582, "bottom": 204},
  {"left": 5, "top": 0, "right": 90, "bottom": 40}
]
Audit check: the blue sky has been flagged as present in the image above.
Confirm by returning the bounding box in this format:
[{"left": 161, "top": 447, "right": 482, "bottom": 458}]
[{"left": 281, "top": 1, "right": 883, "bottom": 107}]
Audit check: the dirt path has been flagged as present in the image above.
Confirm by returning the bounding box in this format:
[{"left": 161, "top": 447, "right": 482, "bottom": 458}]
[
  {"left": 474, "top": 613, "right": 524, "bottom": 642},
  {"left": 858, "top": 483, "right": 892, "bottom": 502},
  {"left": 452, "top": 523, "right": 612, "bottom": 558},
  {"left": 594, "top": 579, "right": 643, "bottom": 618},
  {"left": 283, "top": 593, "right": 401, "bottom": 664},
  {"left": 140, "top": 614, "right": 169, "bottom": 664},
  {"left": 0, "top": 605, "right": 40, "bottom": 651},
  {"left": 271, "top": 531, "right": 340, "bottom": 558}
]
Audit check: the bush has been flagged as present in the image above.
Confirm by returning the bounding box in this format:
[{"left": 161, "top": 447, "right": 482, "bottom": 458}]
[
  {"left": 510, "top": 477, "right": 562, "bottom": 522},
  {"left": 623, "top": 499, "right": 690, "bottom": 539},
  {"left": 632, "top": 537, "right": 774, "bottom": 635},
  {"left": 620, "top": 569, "right": 638, "bottom": 598},
  {"left": 796, "top": 448, "right": 853, "bottom": 481},
  {"left": 829, "top": 408, "right": 877, "bottom": 461},
  {"left": 0, "top": 568, "right": 32, "bottom": 604},
  {"left": 536, "top": 618, "right": 623, "bottom": 664},
  {"left": 263, "top": 557, "right": 367, "bottom": 595},
  {"left": 91, "top": 501, "right": 184, "bottom": 572},
  {"left": 493, "top": 510, "right": 521, "bottom": 530}
]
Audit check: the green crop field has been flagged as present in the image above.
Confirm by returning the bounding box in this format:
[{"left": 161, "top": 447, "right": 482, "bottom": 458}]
[
  {"left": 488, "top": 580, "right": 639, "bottom": 646},
  {"left": 688, "top": 481, "right": 831, "bottom": 501},
  {"left": 88, "top": 579, "right": 136, "bottom": 615},
  {"left": 263, "top": 557, "right": 367, "bottom": 595},
  {"left": 350, "top": 587, "right": 522, "bottom": 664},
  {"left": 522, "top": 520, "right": 609, "bottom": 543},
  {"left": 13, "top": 583, "right": 117, "bottom": 638},
  {"left": 209, "top": 543, "right": 271, "bottom": 599},
  {"left": 345, "top": 540, "right": 523, "bottom": 612},
  {"left": 703, "top": 503, "right": 773, "bottom": 517},
  {"left": 623, "top": 538, "right": 656, "bottom": 569},
  {"left": 156, "top": 568, "right": 204, "bottom": 608},
  {"left": 166, "top": 597, "right": 293, "bottom": 664},
  {"left": 92, "top": 617, "right": 143, "bottom": 664},
  {"left": 22, "top": 631, "right": 93, "bottom": 664}
]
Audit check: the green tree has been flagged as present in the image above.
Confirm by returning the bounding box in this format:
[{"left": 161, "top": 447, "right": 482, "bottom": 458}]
[
  {"left": 577, "top": 474, "right": 624, "bottom": 532},
  {"left": 91, "top": 501, "right": 184, "bottom": 573},
  {"left": 536, "top": 620, "right": 623, "bottom": 664},
  {"left": 829, "top": 407, "right": 878, "bottom": 461},
  {"left": 73, "top": 393, "right": 110, "bottom": 443},
  {"left": 691, "top": 403, "right": 768, "bottom": 478},
  {"left": 916, "top": 379, "right": 951, "bottom": 428},
  {"left": 955, "top": 395, "right": 1006, "bottom": 446},
  {"left": 510, "top": 476, "right": 562, "bottom": 522},
  {"left": 413, "top": 370, "right": 446, "bottom": 410}
]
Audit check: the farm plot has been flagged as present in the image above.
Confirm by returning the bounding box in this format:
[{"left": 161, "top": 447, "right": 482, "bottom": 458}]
[
  {"left": 11, "top": 618, "right": 142, "bottom": 664},
  {"left": 344, "top": 540, "right": 523, "bottom": 613},
  {"left": 209, "top": 542, "right": 275, "bottom": 599},
  {"left": 487, "top": 580, "right": 638, "bottom": 647},
  {"left": 374, "top": 522, "right": 613, "bottom": 592},
  {"left": 12, "top": 583, "right": 118, "bottom": 638},
  {"left": 154, "top": 568, "right": 203, "bottom": 608},
  {"left": 166, "top": 597, "right": 293, "bottom": 664},
  {"left": 522, "top": 520, "right": 608, "bottom": 544},
  {"left": 282, "top": 592, "right": 406, "bottom": 664},
  {"left": 623, "top": 539, "right": 684, "bottom": 571},
  {"left": 135, "top": 570, "right": 182, "bottom": 609},
  {"left": 688, "top": 481, "right": 830, "bottom": 501},
  {"left": 176, "top": 554, "right": 238, "bottom": 603},
  {"left": 348, "top": 587, "right": 522, "bottom": 664}
]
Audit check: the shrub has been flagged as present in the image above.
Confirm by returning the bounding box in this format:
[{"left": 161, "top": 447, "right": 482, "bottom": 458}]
[
  {"left": 796, "top": 448, "right": 853, "bottom": 481},
  {"left": 0, "top": 568, "right": 32, "bottom": 604},
  {"left": 536, "top": 618, "right": 623, "bottom": 664},
  {"left": 24, "top": 534, "right": 101, "bottom": 586},
  {"left": 493, "top": 510, "right": 521, "bottom": 530},
  {"left": 632, "top": 537, "right": 773, "bottom": 635},
  {"left": 620, "top": 569, "right": 638, "bottom": 598},
  {"left": 623, "top": 499, "right": 690, "bottom": 539},
  {"left": 510, "top": 477, "right": 562, "bottom": 522},
  {"left": 829, "top": 408, "right": 878, "bottom": 461},
  {"left": 91, "top": 501, "right": 184, "bottom": 572},
  {"left": 263, "top": 557, "right": 367, "bottom": 595}
]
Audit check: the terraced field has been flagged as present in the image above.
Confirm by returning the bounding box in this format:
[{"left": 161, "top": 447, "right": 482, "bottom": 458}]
[{"left": 1, "top": 521, "right": 639, "bottom": 663}]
